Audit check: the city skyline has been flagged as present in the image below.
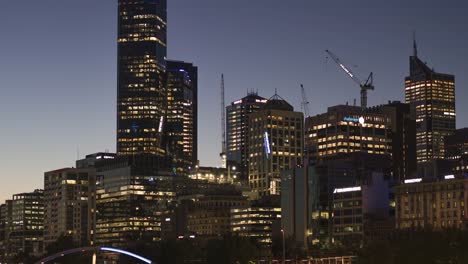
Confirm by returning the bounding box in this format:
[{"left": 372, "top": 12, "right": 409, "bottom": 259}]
[{"left": 1, "top": 0, "right": 468, "bottom": 202}]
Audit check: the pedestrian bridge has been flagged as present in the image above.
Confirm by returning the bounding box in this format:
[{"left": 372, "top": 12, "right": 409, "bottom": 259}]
[{"left": 35, "top": 246, "right": 152, "bottom": 264}]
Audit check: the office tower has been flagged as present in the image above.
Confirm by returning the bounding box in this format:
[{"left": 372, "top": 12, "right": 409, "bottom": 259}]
[
  {"left": 248, "top": 93, "right": 304, "bottom": 197},
  {"left": 305, "top": 105, "right": 392, "bottom": 164},
  {"left": 305, "top": 103, "right": 417, "bottom": 181},
  {"left": 93, "top": 156, "right": 176, "bottom": 248},
  {"left": 6, "top": 190, "right": 44, "bottom": 259},
  {"left": 165, "top": 60, "right": 198, "bottom": 171},
  {"left": 117, "top": 0, "right": 168, "bottom": 156},
  {"left": 405, "top": 40, "right": 455, "bottom": 163},
  {"left": 226, "top": 92, "right": 267, "bottom": 181},
  {"left": 396, "top": 176, "right": 466, "bottom": 229},
  {"left": 44, "top": 168, "right": 96, "bottom": 248}
]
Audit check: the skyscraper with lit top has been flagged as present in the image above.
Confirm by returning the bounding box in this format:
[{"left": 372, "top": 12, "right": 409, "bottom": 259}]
[{"left": 405, "top": 39, "right": 455, "bottom": 163}]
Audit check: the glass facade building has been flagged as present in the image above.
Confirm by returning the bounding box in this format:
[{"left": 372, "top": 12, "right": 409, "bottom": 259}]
[
  {"left": 117, "top": 0, "right": 168, "bottom": 156},
  {"left": 165, "top": 60, "right": 198, "bottom": 172}
]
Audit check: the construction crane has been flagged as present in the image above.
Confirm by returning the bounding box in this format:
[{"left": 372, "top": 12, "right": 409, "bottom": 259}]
[
  {"left": 219, "top": 74, "right": 227, "bottom": 168},
  {"left": 300, "top": 84, "right": 310, "bottom": 117},
  {"left": 325, "top": 49, "right": 374, "bottom": 109}
]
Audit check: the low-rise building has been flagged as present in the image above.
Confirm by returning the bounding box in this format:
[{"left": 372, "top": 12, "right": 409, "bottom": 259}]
[
  {"left": 3, "top": 190, "right": 44, "bottom": 260},
  {"left": 44, "top": 167, "right": 96, "bottom": 248},
  {"left": 331, "top": 173, "right": 393, "bottom": 246},
  {"left": 231, "top": 197, "right": 281, "bottom": 245},
  {"left": 395, "top": 176, "right": 467, "bottom": 229},
  {"left": 187, "top": 194, "right": 248, "bottom": 236}
]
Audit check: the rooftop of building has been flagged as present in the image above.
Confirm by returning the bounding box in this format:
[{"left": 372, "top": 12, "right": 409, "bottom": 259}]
[
  {"left": 230, "top": 91, "right": 267, "bottom": 106},
  {"left": 262, "top": 92, "right": 294, "bottom": 111}
]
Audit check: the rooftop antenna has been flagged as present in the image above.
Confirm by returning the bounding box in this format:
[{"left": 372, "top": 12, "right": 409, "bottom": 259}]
[{"left": 413, "top": 31, "right": 418, "bottom": 57}]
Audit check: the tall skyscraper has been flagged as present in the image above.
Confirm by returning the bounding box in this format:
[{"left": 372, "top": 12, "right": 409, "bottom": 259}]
[
  {"left": 248, "top": 93, "right": 303, "bottom": 197},
  {"left": 226, "top": 92, "right": 267, "bottom": 181},
  {"left": 43, "top": 168, "right": 96, "bottom": 248},
  {"left": 405, "top": 40, "right": 455, "bottom": 163},
  {"left": 165, "top": 60, "right": 198, "bottom": 171},
  {"left": 117, "top": 0, "right": 168, "bottom": 156}
]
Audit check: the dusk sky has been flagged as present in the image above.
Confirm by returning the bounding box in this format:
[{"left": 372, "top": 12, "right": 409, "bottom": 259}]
[{"left": 1, "top": 0, "right": 467, "bottom": 202}]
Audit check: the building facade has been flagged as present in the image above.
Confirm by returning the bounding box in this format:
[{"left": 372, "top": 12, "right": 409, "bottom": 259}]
[
  {"left": 405, "top": 43, "right": 456, "bottom": 163},
  {"left": 305, "top": 105, "right": 392, "bottom": 165},
  {"left": 117, "top": 0, "right": 168, "bottom": 156},
  {"left": 367, "top": 101, "right": 417, "bottom": 181},
  {"left": 165, "top": 60, "right": 198, "bottom": 172},
  {"left": 248, "top": 93, "right": 303, "bottom": 197},
  {"left": 231, "top": 199, "right": 281, "bottom": 245},
  {"left": 186, "top": 194, "right": 248, "bottom": 236},
  {"left": 395, "top": 176, "right": 467, "bottom": 229},
  {"left": 305, "top": 103, "right": 416, "bottom": 181},
  {"left": 3, "top": 190, "right": 44, "bottom": 260},
  {"left": 226, "top": 92, "right": 268, "bottom": 181},
  {"left": 44, "top": 168, "right": 96, "bottom": 248},
  {"left": 310, "top": 153, "right": 393, "bottom": 247},
  {"left": 331, "top": 173, "right": 392, "bottom": 246},
  {"left": 94, "top": 156, "right": 176, "bottom": 248}
]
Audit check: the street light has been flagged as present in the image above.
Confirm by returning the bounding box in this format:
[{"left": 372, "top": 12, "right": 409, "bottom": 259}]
[{"left": 281, "top": 229, "right": 285, "bottom": 264}]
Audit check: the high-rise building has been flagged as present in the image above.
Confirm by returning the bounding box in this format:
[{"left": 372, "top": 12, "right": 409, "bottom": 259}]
[
  {"left": 305, "top": 105, "right": 392, "bottom": 165},
  {"left": 445, "top": 128, "right": 468, "bottom": 177},
  {"left": 405, "top": 40, "right": 455, "bottom": 163},
  {"left": 6, "top": 190, "right": 44, "bottom": 260},
  {"left": 305, "top": 103, "right": 416, "bottom": 181},
  {"left": 117, "top": 0, "right": 168, "bottom": 157},
  {"left": 248, "top": 93, "right": 304, "bottom": 197},
  {"left": 44, "top": 168, "right": 96, "bottom": 248},
  {"left": 226, "top": 92, "right": 267, "bottom": 181},
  {"left": 165, "top": 60, "right": 198, "bottom": 171}
]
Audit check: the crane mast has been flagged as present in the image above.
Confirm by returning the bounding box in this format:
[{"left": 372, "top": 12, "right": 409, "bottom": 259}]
[
  {"left": 220, "top": 74, "right": 227, "bottom": 168},
  {"left": 325, "top": 49, "right": 374, "bottom": 109},
  {"left": 300, "top": 84, "right": 310, "bottom": 117}
]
